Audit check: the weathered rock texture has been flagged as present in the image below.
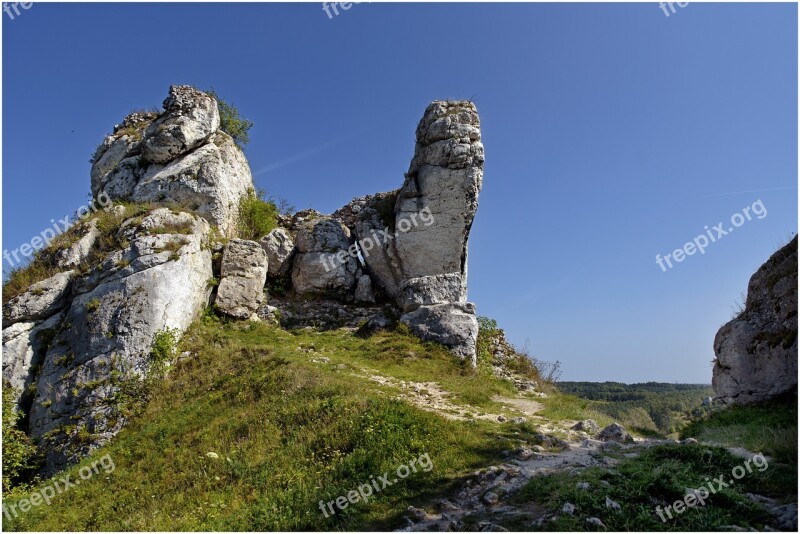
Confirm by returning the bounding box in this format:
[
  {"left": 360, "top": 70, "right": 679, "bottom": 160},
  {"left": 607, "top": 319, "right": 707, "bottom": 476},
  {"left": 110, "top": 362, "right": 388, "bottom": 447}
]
[
  {"left": 713, "top": 236, "right": 798, "bottom": 405},
  {"left": 325, "top": 101, "right": 484, "bottom": 361},
  {"left": 28, "top": 209, "right": 213, "bottom": 469},
  {"left": 215, "top": 239, "right": 268, "bottom": 319},
  {"left": 291, "top": 218, "right": 358, "bottom": 298},
  {"left": 3, "top": 271, "right": 75, "bottom": 327},
  {"left": 260, "top": 228, "right": 295, "bottom": 276},
  {"left": 90, "top": 85, "right": 253, "bottom": 236}
]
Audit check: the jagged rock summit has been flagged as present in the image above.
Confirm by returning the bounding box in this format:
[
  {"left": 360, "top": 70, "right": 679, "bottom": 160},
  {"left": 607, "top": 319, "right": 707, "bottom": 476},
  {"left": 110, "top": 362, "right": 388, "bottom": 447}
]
[
  {"left": 2, "top": 87, "right": 485, "bottom": 472},
  {"left": 713, "top": 236, "right": 798, "bottom": 405},
  {"left": 90, "top": 85, "right": 252, "bottom": 236}
]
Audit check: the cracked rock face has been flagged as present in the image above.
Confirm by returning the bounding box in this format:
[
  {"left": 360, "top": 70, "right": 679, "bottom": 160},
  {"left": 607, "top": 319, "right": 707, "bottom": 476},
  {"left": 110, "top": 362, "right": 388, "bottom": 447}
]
[
  {"left": 260, "top": 228, "right": 295, "bottom": 276},
  {"left": 215, "top": 239, "right": 268, "bottom": 319},
  {"left": 28, "top": 209, "right": 213, "bottom": 472},
  {"left": 342, "top": 101, "right": 483, "bottom": 362},
  {"left": 90, "top": 86, "right": 252, "bottom": 236},
  {"left": 713, "top": 236, "right": 798, "bottom": 405},
  {"left": 3, "top": 271, "right": 75, "bottom": 327},
  {"left": 141, "top": 85, "right": 220, "bottom": 164},
  {"left": 291, "top": 218, "right": 358, "bottom": 298}
]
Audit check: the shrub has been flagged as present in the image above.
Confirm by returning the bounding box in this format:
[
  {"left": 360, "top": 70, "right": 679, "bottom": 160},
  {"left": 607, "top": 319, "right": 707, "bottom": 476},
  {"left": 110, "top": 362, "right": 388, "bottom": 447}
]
[
  {"left": 150, "top": 328, "right": 180, "bottom": 377},
  {"left": 206, "top": 89, "right": 253, "bottom": 149},
  {"left": 237, "top": 188, "right": 279, "bottom": 240},
  {"left": 476, "top": 316, "right": 498, "bottom": 333},
  {"left": 2, "top": 384, "right": 39, "bottom": 493}
]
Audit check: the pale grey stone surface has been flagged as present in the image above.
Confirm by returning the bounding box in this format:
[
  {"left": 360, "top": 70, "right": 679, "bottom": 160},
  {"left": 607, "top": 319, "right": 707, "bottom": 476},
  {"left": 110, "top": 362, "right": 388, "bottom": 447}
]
[
  {"left": 260, "top": 227, "right": 295, "bottom": 276},
  {"left": 91, "top": 86, "right": 252, "bottom": 236},
  {"left": 3, "top": 271, "right": 75, "bottom": 327},
  {"left": 400, "top": 302, "right": 479, "bottom": 365},
  {"left": 291, "top": 218, "right": 357, "bottom": 297},
  {"left": 28, "top": 209, "right": 213, "bottom": 471},
  {"left": 713, "top": 237, "right": 798, "bottom": 405},
  {"left": 215, "top": 239, "right": 268, "bottom": 319},
  {"left": 57, "top": 220, "right": 100, "bottom": 269}
]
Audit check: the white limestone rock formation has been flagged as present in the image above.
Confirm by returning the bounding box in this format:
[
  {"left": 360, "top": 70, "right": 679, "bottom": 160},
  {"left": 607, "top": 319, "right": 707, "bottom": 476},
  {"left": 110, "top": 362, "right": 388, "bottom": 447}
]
[
  {"left": 260, "top": 227, "right": 295, "bottom": 276},
  {"left": 3, "top": 271, "right": 75, "bottom": 327},
  {"left": 713, "top": 236, "right": 798, "bottom": 405},
  {"left": 27, "top": 208, "right": 213, "bottom": 470},
  {"left": 335, "top": 101, "right": 484, "bottom": 362},
  {"left": 90, "top": 85, "right": 253, "bottom": 236}
]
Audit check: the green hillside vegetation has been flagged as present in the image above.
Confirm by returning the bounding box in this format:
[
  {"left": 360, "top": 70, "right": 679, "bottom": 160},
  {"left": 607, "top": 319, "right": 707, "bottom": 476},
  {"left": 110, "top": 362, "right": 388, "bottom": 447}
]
[
  {"left": 682, "top": 394, "right": 798, "bottom": 465},
  {"left": 555, "top": 381, "right": 714, "bottom": 437},
  {"left": 2, "top": 311, "right": 795, "bottom": 531},
  {"left": 2, "top": 315, "right": 545, "bottom": 531}
]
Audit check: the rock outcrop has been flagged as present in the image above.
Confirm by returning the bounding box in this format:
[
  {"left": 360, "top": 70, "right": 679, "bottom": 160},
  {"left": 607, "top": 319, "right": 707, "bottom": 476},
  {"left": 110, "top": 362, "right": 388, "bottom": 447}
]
[
  {"left": 325, "top": 101, "right": 484, "bottom": 362},
  {"left": 260, "top": 228, "right": 295, "bottom": 276},
  {"left": 3, "top": 271, "right": 75, "bottom": 327},
  {"left": 28, "top": 209, "right": 214, "bottom": 469},
  {"left": 713, "top": 236, "right": 798, "bottom": 405},
  {"left": 90, "top": 85, "right": 253, "bottom": 236},
  {"left": 3, "top": 91, "right": 486, "bottom": 473}
]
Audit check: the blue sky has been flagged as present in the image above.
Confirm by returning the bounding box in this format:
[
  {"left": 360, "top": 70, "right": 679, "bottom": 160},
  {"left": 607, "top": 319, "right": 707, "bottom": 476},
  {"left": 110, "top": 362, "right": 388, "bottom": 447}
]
[{"left": 3, "top": 2, "right": 797, "bottom": 383}]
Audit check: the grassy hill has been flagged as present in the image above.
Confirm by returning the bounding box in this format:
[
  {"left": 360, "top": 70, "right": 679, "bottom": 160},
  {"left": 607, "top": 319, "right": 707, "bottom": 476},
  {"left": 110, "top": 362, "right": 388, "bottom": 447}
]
[
  {"left": 3, "top": 314, "right": 545, "bottom": 531},
  {"left": 3, "top": 315, "right": 796, "bottom": 531}
]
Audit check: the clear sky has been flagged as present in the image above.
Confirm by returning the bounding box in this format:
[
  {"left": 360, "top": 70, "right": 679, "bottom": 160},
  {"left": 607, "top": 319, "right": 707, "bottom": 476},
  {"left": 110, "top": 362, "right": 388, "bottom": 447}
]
[{"left": 3, "top": 2, "right": 797, "bottom": 383}]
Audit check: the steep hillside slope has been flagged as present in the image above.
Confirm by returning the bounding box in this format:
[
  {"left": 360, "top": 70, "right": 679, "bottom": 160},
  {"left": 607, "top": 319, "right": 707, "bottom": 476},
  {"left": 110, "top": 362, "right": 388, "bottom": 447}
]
[{"left": 3, "top": 317, "right": 545, "bottom": 531}]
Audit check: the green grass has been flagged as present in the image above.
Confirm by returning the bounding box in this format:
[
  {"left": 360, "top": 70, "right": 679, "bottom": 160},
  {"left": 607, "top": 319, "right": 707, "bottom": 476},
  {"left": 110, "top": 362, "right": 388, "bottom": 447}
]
[
  {"left": 3, "top": 319, "right": 541, "bottom": 531},
  {"left": 681, "top": 395, "right": 798, "bottom": 465},
  {"left": 508, "top": 443, "right": 795, "bottom": 531},
  {"left": 538, "top": 392, "right": 613, "bottom": 429}
]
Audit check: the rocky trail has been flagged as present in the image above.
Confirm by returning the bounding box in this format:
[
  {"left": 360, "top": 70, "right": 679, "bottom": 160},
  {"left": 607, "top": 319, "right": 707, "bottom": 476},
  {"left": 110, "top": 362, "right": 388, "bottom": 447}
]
[{"left": 399, "top": 435, "right": 798, "bottom": 532}]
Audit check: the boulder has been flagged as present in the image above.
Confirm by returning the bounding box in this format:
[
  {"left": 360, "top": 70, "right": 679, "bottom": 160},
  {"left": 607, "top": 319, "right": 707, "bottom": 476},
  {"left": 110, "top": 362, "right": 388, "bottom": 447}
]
[
  {"left": 400, "top": 302, "right": 479, "bottom": 364},
  {"left": 713, "top": 237, "right": 798, "bottom": 405},
  {"left": 215, "top": 239, "right": 268, "bottom": 319},
  {"left": 3, "top": 271, "right": 75, "bottom": 327},
  {"left": 571, "top": 419, "right": 600, "bottom": 434},
  {"left": 291, "top": 218, "right": 358, "bottom": 297},
  {"left": 57, "top": 220, "right": 100, "bottom": 269},
  {"left": 596, "top": 423, "right": 634, "bottom": 444},
  {"left": 141, "top": 85, "right": 220, "bottom": 164},
  {"left": 29, "top": 208, "right": 213, "bottom": 471},
  {"left": 260, "top": 227, "right": 295, "bottom": 276},
  {"left": 354, "top": 274, "right": 376, "bottom": 304}
]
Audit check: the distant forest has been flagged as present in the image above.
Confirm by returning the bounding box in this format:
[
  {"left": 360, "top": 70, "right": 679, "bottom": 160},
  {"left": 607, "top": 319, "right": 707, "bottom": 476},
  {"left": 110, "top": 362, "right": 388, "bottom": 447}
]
[{"left": 557, "top": 381, "right": 714, "bottom": 436}]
